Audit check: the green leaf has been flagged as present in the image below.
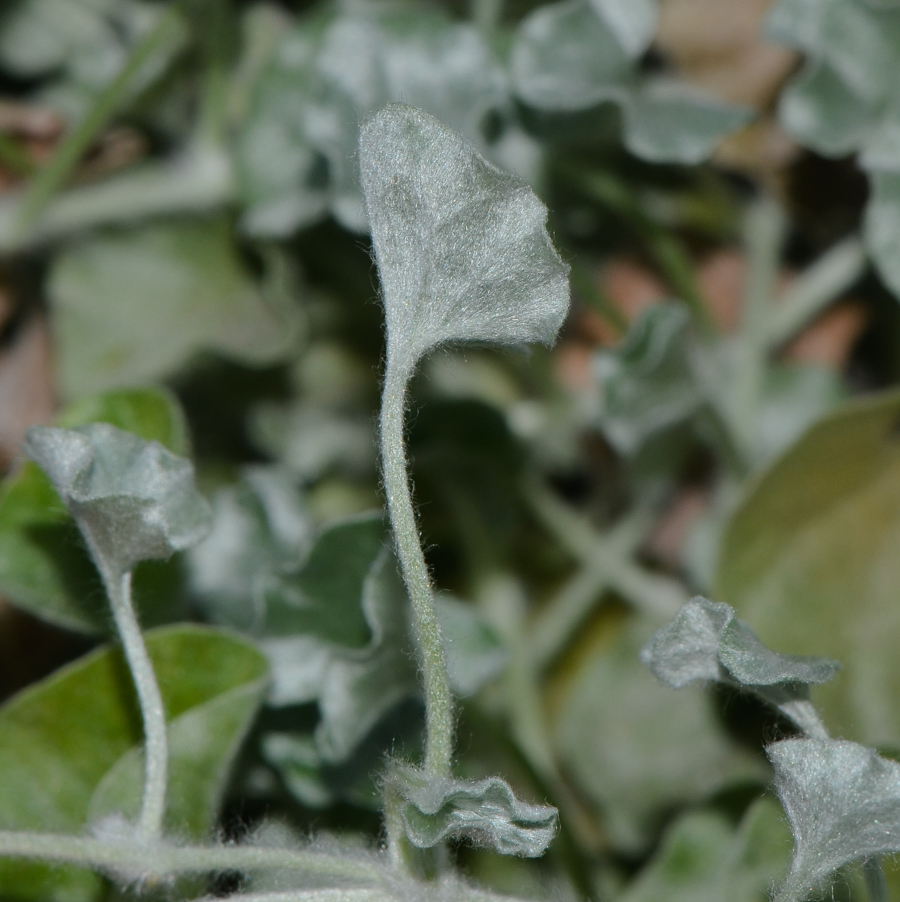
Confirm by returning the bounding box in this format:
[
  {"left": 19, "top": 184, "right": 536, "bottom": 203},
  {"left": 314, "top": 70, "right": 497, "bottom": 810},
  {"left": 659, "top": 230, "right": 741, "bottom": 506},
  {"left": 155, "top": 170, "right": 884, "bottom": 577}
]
[
  {"left": 511, "top": 1, "right": 749, "bottom": 164},
  {"left": 312, "top": 547, "right": 420, "bottom": 764},
  {"left": 24, "top": 422, "right": 211, "bottom": 575},
  {"left": 768, "top": 738, "right": 900, "bottom": 902},
  {"left": 48, "top": 218, "right": 297, "bottom": 399},
  {"left": 618, "top": 797, "right": 792, "bottom": 902},
  {"left": 595, "top": 304, "right": 702, "bottom": 455},
  {"left": 716, "top": 389, "right": 900, "bottom": 746},
  {"left": 0, "top": 388, "right": 192, "bottom": 633},
  {"left": 554, "top": 614, "right": 764, "bottom": 852},
  {"left": 360, "top": 104, "right": 569, "bottom": 375},
  {"left": 0, "top": 624, "right": 268, "bottom": 902},
  {"left": 641, "top": 596, "right": 837, "bottom": 737},
  {"left": 388, "top": 766, "right": 558, "bottom": 857}
]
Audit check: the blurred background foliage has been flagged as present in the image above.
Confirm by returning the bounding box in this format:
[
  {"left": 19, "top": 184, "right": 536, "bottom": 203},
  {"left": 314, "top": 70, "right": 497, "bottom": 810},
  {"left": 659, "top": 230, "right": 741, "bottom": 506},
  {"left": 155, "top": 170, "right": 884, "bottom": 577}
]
[{"left": 0, "top": 0, "right": 899, "bottom": 899}]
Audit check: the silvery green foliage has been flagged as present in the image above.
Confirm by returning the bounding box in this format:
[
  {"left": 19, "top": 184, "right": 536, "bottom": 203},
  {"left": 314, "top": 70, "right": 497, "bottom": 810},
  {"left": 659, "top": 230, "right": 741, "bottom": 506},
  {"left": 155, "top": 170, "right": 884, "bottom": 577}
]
[
  {"left": 187, "top": 465, "right": 312, "bottom": 632},
  {"left": 767, "top": 0, "right": 900, "bottom": 296},
  {"left": 641, "top": 597, "right": 838, "bottom": 738},
  {"left": 389, "top": 766, "right": 558, "bottom": 857},
  {"left": 359, "top": 104, "right": 570, "bottom": 376},
  {"left": 768, "top": 738, "right": 900, "bottom": 902},
  {"left": 510, "top": 0, "right": 750, "bottom": 164},
  {"left": 595, "top": 304, "right": 702, "bottom": 455},
  {"left": 595, "top": 302, "right": 847, "bottom": 462},
  {"left": 24, "top": 423, "right": 211, "bottom": 575},
  {"left": 0, "top": 0, "right": 186, "bottom": 122},
  {"left": 238, "top": 3, "right": 509, "bottom": 235}
]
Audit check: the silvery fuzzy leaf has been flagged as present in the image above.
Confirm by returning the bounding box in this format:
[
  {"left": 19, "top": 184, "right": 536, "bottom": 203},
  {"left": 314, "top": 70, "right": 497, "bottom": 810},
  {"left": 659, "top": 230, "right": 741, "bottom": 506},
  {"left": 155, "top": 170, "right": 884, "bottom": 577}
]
[
  {"left": 769, "top": 738, "right": 900, "bottom": 902},
  {"left": 359, "top": 104, "right": 569, "bottom": 374},
  {"left": 24, "top": 423, "right": 211, "bottom": 575},
  {"left": 642, "top": 597, "right": 838, "bottom": 737},
  {"left": 389, "top": 766, "right": 558, "bottom": 858}
]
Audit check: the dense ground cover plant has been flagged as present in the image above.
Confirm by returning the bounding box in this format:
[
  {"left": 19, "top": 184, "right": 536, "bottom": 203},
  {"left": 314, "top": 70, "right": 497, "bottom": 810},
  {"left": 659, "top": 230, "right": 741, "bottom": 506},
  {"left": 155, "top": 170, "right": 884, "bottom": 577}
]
[{"left": 2, "top": 1, "right": 900, "bottom": 901}]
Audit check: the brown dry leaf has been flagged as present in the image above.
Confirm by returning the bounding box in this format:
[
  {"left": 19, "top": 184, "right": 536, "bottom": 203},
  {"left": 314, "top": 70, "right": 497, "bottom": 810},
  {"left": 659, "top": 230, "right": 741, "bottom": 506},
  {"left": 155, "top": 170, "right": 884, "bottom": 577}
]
[{"left": 0, "top": 313, "right": 55, "bottom": 470}]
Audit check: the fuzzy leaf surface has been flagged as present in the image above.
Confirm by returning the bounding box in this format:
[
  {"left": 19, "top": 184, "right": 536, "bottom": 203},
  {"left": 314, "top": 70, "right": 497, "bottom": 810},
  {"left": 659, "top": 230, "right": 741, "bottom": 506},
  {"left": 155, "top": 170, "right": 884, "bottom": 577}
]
[
  {"left": 390, "top": 766, "right": 558, "bottom": 857},
  {"left": 769, "top": 738, "right": 900, "bottom": 902},
  {"left": 0, "top": 388, "right": 190, "bottom": 633},
  {"left": 642, "top": 596, "right": 837, "bottom": 737},
  {"left": 24, "top": 422, "right": 211, "bottom": 575},
  {"left": 359, "top": 104, "right": 569, "bottom": 373},
  {"left": 0, "top": 625, "right": 268, "bottom": 902}
]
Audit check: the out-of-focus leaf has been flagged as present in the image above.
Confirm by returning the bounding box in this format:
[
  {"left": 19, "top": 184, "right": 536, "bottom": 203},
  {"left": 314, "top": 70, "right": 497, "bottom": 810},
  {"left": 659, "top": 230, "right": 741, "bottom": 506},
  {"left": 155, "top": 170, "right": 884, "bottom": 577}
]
[
  {"left": 360, "top": 104, "right": 569, "bottom": 375},
  {"left": 0, "top": 0, "right": 187, "bottom": 122},
  {"left": 641, "top": 596, "right": 837, "bottom": 737},
  {"left": 768, "top": 0, "right": 900, "bottom": 297},
  {"left": 24, "top": 422, "right": 211, "bottom": 574},
  {"left": 768, "top": 738, "right": 900, "bottom": 902},
  {"left": 865, "top": 172, "right": 900, "bottom": 298},
  {"left": 588, "top": 0, "right": 657, "bottom": 57},
  {"left": 313, "top": 547, "right": 419, "bottom": 764},
  {"left": 389, "top": 766, "right": 557, "bottom": 857},
  {"left": 188, "top": 465, "right": 312, "bottom": 633},
  {"left": 595, "top": 304, "right": 701, "bottom": 454},
  {"left": 0, "top": 625, "right": 268, "bottom": 902},
  {"left": 437, "top": 595, "right": 506, "bottom": 698},
  {"left": 618, "top": 796, "right": 791, "bottom": 902},
  {"left": 48, "top": 218, "right": 297, "bottom": 399},
  {"left": 0, "top": 388, "right": 192, "bottom": 633},
  {"left": 203, "top": 510, "right": 419, "bottom": 765},
  {"left": 554, "top": 614, "right": 764, "bottom": 852},
  {"left": 511, "top": 1, "right": 749, "bottom": 164},
  {"left": 717, "top": 389, "right": 900, "bottom": 745},
  {"left": 239, "top": 4, "right": 509, "bottom": 235},
  {"left": 250, "top": 401, "right": 375, "bottom": 481}
]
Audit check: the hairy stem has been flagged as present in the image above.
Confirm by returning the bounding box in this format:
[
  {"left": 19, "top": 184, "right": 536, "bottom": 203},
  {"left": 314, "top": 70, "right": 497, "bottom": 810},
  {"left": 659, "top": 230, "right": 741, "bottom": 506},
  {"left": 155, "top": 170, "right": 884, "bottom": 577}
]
[
  {"left": 380, "top": 362, "right": 454, "bottom": 778},
  {"left": 0, "top": 830, "right": 381, "bottom": 882},
  {"left": 96, "top": 561, "right": 168, "bottom": 841}
]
